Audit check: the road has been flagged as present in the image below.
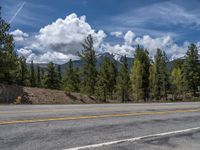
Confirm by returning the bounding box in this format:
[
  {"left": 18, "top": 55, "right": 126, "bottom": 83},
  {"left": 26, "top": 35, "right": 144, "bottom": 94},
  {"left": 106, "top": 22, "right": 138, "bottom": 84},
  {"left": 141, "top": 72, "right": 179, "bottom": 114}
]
[{"left": 0, "top": 102, "right": 200, "bottom": 150}]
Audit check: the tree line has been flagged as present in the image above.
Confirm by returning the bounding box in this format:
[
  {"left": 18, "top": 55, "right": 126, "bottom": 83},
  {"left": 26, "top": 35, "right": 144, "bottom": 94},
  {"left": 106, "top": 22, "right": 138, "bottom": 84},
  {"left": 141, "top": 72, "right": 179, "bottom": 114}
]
[{"left": 1, "top": 8, "right": 200, "bottom": 102}]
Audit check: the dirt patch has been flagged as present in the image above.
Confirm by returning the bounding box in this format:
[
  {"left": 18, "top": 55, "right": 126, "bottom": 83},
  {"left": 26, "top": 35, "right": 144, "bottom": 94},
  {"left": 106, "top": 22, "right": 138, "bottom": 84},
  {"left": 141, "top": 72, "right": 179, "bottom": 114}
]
[{"left": 22, "top": 87, "right": 102, "bottom": 104}]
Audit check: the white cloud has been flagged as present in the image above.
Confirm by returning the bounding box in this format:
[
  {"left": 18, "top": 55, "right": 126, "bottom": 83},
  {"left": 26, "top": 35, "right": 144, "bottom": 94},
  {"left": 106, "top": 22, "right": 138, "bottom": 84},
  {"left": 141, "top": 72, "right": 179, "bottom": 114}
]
[
  {"left": 26, "top": 51, "right": 79, "bottom": 64},
  {"left": 16, "top": 13, "right": 106, "bottom": 64},
  {"left": 124, "top": 30, "right": 135, "bottom": 46},
  {"left": 134, "top": 35, "right": 189, "bottom": 59},
  {"left": 110, "top": 31, "right": 123, "bottom": 38},
  {"left": 97, "top": 31, "right": 136, "bottom": 59},
  {"left": 102, "top": 43, "right": 135, "bottom": 58},
  {"left": 11, "top": 29, "right": 29, "bottom": 42},
  {"left": 17, "top": 48, "right": 32, "bottom": 58},
  {"left": 15, "top": 13, "right": 199, "bottom": 64},
  {"left": 36, "top": 13, "right": 106, "bottom": 54},
  {"left": 102, "top": 31, "right": 192, "bottom": 60}
]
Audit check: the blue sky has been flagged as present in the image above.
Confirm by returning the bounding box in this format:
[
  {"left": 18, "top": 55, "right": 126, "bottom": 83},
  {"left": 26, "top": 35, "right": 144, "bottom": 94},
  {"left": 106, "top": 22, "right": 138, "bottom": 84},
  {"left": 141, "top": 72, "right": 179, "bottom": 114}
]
[{"left": 1, "top": 0, "right": 200, "bottom": 63}]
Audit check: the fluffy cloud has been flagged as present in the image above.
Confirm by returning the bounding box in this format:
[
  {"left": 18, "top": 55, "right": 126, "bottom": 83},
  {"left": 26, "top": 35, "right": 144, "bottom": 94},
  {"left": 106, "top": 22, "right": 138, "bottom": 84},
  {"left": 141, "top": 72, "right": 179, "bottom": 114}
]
[
  {"left": 110, "top": 31, "right": 123, "bottom": 38},
  {"left": 16, "top": 13, "right": 106, "bottom": 64},
  {"left": 14, "top": 13, "right": 198, "bottom": 64},
  {"left": 134, "top": 35, "right": 189, "bottom": 59},
  {"left": 26, "top": 52, "right": 79, "bottom": 64},
  {"left": 103, "top": 31, "right": 192, "bottom": 60},
  {"left": 101, "top": 31, "right": 136, "bottom": 58},
  {"left": 124, "top": 30, "right": 135, "bottom": 46},
  {"left": 10, "top": 29, "right": 29, "bottom": 42},
  {"left": 17, "top": 48, "right": 33, "bottom": 58}
]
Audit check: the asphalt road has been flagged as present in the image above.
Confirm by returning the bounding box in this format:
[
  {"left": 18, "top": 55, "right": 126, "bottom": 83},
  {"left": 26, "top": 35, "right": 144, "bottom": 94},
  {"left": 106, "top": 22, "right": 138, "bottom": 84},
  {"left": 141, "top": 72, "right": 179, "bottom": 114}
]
[{"left": 0, "top": 102, "right": 200, "bottom": 150}]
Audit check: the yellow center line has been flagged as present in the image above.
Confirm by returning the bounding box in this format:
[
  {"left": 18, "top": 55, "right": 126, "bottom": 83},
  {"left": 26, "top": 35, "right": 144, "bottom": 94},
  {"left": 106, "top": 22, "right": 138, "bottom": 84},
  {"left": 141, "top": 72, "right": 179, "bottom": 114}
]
[
  {"left": 0, "top": 107, "right": 123, "bottom": 114},
  {"left": 0, "top": 108, "right": 200, "bottom": 125}
]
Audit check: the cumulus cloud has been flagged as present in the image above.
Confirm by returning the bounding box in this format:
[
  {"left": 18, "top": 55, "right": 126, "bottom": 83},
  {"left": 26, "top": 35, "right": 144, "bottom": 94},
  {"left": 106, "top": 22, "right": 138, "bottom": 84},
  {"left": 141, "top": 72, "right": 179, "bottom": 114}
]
[
  {"left": 124, "top": 31, "right": 135, "bottom": 46},
  {"left": 100, "top": 31, "right": 136, "bottom": 58},
  {"left": 101, "top": 43, "right": 135, "bottom": 58},
  {"left": 10, "top": 29, "right": 29, "bottom": 42},
  {"left": 17, "top": 48, "right": 33, "bottom": 58},
  {"left": 134, "top": 35, "right": 189, "bottom": 59},
  {"left": 26, "top": 52, "right": 80, "bottom": 64},
  {"left": 110, "top": 31, "right": 123, "bottom": 38},
  {"left": 103, "top": 31, "right": 192, "bottom": 60},
  {"left": 14, "top": 13, "right": 199, "bottom": 64},
  {"left": 16, "top": 13, "right": 106, "bottom": 64}
]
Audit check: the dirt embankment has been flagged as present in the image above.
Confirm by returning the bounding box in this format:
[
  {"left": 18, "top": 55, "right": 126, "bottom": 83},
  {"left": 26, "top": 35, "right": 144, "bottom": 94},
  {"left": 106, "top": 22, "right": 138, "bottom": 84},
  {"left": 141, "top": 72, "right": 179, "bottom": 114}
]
[
  {"left": 0, "top": 84, "right": 23, "bottom": 103},
  {"left": 0, "top": 84, "right": 101, "bottom": 104}
]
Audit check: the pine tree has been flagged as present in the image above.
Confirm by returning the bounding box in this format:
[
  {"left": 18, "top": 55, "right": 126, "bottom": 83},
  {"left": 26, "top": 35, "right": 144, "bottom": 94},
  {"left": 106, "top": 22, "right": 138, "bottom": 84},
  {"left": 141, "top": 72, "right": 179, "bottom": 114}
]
[
  {"left": 63, "top": 59, "right": 80, "bottom": 93},
  {"left": 44, "top": 62, "right": 60, "bottom": 89},
  {"left": 183, "top": 43, "right": 200, "bottom": 96},
  {"left": 57, "top": 65, "right": 62, "bottom": 81},
  {"left": 40, "top": 68, "right": 45, "bottom": 88},
  {"left": 74, "top": 67, "right": 80, "bottom": 91},
  {"left": 57, "top": 65, "right": 62, "bottom": 88},
  {"left": 161, "top": 51, "right": 170, "bottom": 100},
  {"left": 0, "top": 8, "right": 18, "bottom": 84},
  {"left": 30, "top": 60, "right": 36, "bottom": 87},
  {"left": 95, "top": 57, "right": 111, "bottom": 102},
  {"left": 134, "top": 46, "right": 151, "bottom": 101},
  {"left": 79, "top": 35, "right": 97, "bottom": 95},
  {"left": 149, "top": 63, "right": 156, "bottom": 100},
  {"left": 116, "top": 56, "right": 130, "bottom": 102},
  {"left": 17, "top": 57, "right": 29, "bottom": 86},
  {"left": 130, "top": 59, "right": 143, "bottom": 101},
  {"left": 107, "top": 60, "right": 118, "bottom": 99},
  {"left": 150, "top": 49, "right": 169, "bottom": 100},
  {"left": 37, "top": 65, "right": 41, "bottom": 87},
  {"left": 171, "top": 67, "right": 185, "bottom": 99}
]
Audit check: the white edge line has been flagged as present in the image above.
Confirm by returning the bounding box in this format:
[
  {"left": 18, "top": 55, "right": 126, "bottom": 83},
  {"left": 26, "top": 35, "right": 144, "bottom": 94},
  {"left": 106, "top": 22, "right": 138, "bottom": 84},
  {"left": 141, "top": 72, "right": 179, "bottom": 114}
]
[{"left": 64, "top": 127, "right": 200, "bottom": 150}]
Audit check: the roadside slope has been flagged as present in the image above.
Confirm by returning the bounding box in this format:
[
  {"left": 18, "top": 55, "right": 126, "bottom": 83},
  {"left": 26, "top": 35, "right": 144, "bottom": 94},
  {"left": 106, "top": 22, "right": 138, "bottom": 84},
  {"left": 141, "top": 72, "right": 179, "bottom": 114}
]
[{"left": 23, "top": 87, "right": 101, "bottom": 104}]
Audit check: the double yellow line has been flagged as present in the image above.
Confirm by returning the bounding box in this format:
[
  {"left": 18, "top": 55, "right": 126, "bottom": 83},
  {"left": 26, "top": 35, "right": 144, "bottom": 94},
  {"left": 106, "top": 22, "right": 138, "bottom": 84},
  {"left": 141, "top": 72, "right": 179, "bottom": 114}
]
[{"left": 0, "top": 108, "right": 200, "bottom": 125}]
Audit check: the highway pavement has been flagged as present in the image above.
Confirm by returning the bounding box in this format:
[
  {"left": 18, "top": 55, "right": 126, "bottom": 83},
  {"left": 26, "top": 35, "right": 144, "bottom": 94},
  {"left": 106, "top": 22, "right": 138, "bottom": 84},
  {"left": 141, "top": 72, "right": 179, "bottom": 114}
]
[{"left": 0, "top": 102, "right": 200, "bottom": 150}]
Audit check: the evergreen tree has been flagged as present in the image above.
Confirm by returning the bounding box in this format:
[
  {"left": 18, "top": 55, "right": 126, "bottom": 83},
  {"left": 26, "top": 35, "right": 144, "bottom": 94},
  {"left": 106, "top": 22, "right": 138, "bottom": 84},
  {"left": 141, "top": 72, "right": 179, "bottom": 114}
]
[
  {"left": 107, "top": 60, "right": 118, "bottom": 99},
  {"left": 95, "top": 57, "right": 111, "bottom": 102},
  {"left": 63, "top": 59, "right": 80, "bottom": 93},
  {"left": 134, "top": 46, "right": 151, "bottom": 101},
  {"left": 57, "top": 65, "right": 62, "bottom": 88},
  {"left": 116, "top": 56, "right": 130, "bottom": 102},
  {"left": 37, "top": 65, "right": 41, "bottom": 87},
  {"left": 161, "top": 51, "right": 170, "bottom": 100},
  {"left": 130, "top": 59, "right": 143, "bottom": 101},
  {"left": 149, "top": 63, "right": 156, "bottom": 100},
  {"left": 150, "top": 49, "right": 169, "bottom": 100},
  {"left": 79, "top": 35, "right": 97, "bottom": 95},
  {"left": 183, "top": 43, "right": 200, "bottom": 96},
  {"left": 17, "top": 57, "right": 29, "bottom": 86},
  {"left": 44, "top": 62, "right": 60, "bottom": 89},
  {"left": 30, "top": 60, "right": 36, "bottom": 87},
  {"left": 40, "top": 68, "right": 45, "bottom": 88},
  {"left": 74, "top": 67, "right": 81, "bottom": 91},
  {"left": 171, "top": 67, "right": 185, "bottom": 99},
  {"left": 57, "top": 65, "right": 62, "bottom": 81},
  {"left": 0, "top": 8, "right": 18, "bottom": 84},
  {"left": 173, "top": 58, "right": 184, "bottom": 69}
]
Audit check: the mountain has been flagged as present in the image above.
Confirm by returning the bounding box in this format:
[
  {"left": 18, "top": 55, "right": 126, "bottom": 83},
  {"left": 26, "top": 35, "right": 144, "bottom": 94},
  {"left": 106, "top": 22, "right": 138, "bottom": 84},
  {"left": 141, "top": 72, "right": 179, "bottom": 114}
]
[
  {"left": 31, "top": 53, "right": 134, "bottom": 73},
  {"left": 32, "top": 52, "right": 199, "bottom": 73},
  {"left": 60, "top": 53, "right": 134, "bottom": 72}
]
